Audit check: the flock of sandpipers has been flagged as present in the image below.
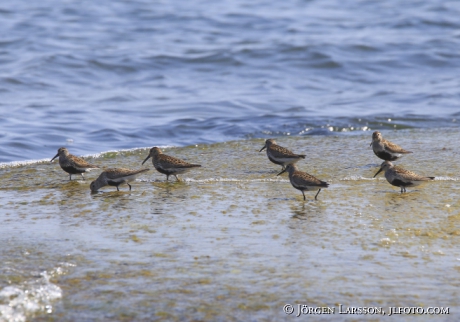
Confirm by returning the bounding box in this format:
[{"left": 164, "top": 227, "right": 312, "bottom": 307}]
[{"left": 50, "top": 131, "right": 435, "bottom": 199}]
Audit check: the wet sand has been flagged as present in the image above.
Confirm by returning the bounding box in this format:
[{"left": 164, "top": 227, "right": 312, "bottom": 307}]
[{"left": 1, "top": 128, "right": 459, "bottom": 321}]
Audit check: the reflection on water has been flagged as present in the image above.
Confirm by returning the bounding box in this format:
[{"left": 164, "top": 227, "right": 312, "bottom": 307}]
[{"left": 290, "top": 202, "right": 326, "bottom": 221}]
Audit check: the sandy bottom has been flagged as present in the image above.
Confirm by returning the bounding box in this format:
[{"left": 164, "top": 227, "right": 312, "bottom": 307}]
[{"left": 1, "top": 128, "right": 459, "bottom": 321}]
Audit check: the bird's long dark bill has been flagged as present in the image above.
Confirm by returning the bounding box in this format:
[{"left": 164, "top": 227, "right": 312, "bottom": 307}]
[
  {"left": 141, "top": 155, "right": 151, "bottom": 165},
  {"left": 277, "top": 168, "right": 287, "bottom": 176},
  {"left": 373, "top": 168, "right": 383, "bottom": 178},
  {"left": 50, "top": 153, "right": 59, "bottom": 162},
  {"left": 259, "top": 145, "right": 266, "bottom": 152}
]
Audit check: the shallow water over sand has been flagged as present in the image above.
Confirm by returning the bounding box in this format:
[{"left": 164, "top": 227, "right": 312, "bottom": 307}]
[{"left": 1, "top": 128, "right": 459, "bottom": 321}]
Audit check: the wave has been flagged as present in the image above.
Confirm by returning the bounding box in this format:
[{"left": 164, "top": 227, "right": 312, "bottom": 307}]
[{"left": 0, "top": 271, "right": 62, "bottom": 322}]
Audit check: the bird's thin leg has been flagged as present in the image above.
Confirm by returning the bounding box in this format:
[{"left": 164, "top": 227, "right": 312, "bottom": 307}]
[
  {"left": 315, "top": 189, "right": 322, "bottom": 200},
  {"left": 69, "top": 174, "right": 72, "bottom": 181},
  {"left": 302, "top": 191, "right": 306, "bottom": 201},
  {"left": 276, "top": 168, "right": 286, "bottom": 176},
  {"left": 175, "top": 175, "right": 180, "bottom": 182},
  {"left": 116, "top": 186, "right": 120, "bottom": 191},
  {"left": 127, "top": 183, "right": 132, "bottom": 191},
  {"left": 166, "top": 175, "right": 169, "bottom": 181},
  {"left": 81, "top": 173, "right": 85, "bottom": 180}
]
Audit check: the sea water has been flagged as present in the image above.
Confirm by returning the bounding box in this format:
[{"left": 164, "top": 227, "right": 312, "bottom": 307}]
[{"left": 1, "top": 0, "right": 460, "bottom": 320}]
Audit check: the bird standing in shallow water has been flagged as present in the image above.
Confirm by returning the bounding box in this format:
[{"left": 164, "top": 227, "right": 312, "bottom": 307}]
[
  {"left": 51, "top": 147, "right": 99, "bottom": 180},
  {"left": 90, "top": 168, "right": 150, "bottom": 192},
  {"left": 278, "top": 164, "right": 329, "bottom": 200},
  {"left": 259, "top": 139, "right": 306, "bottom": 171},
  {"left": 370, "top": 131, "right": 412, "bottom": 161},
  {"left": 373, "top": 161, "right": 434, "bottom": 193},
  {"left": 142, "top": 147, "right": 201, "bottom": 181}
]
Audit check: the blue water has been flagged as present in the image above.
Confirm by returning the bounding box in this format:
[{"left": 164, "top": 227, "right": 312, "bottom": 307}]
[{"left": 1, "top": 0, "right": 459, "bottom": 162}]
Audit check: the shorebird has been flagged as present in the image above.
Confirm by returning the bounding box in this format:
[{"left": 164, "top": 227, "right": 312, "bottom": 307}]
[
  {"left": 90, "top": 168, "right": 150, "bottom": 192},
  {"left": 142, "top": 147, "right": 201, "bottom": 181},
  {"left": 259, "top": 139, "right": 306, "bottom": 170},
  {"left": 278, "top": 164, "right": 329, "bottom": 200},
  {"left": 370, "top": 131, "right": 412, "bottom": 161},
  {"left": 51, "top": 147, "right": 99, "bottom": 180},
  {"left": 373, "top": 161, "right": 434, "bottom": 193}
]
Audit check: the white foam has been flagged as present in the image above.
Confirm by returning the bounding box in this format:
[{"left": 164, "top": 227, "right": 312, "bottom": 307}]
[
  {"left": 341, "top": 176, "right": 377, "bottom": 181},
  {"left": 0, "top": 158, "right": 51, "bottom": 169},
  {"left": 84, "top": 145, "right": 175, "bottom": 158},
  {"left": 66, "top": 145, "right": 176, "bottom": 159},
  {"left": 185, "top": 177, "right": 289, "bottom": 183},
  {"left": 137, "top": 177, "right": 289, "bottom": 183},
  {"left": 0, "top": 272, "right": 62, "bottom": 322},
  {"left": 433, "top": 177, "right": 460, "bottom": 181},
  {"left": 341, "top": 176, "right": 459, "bottom": 181}
]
